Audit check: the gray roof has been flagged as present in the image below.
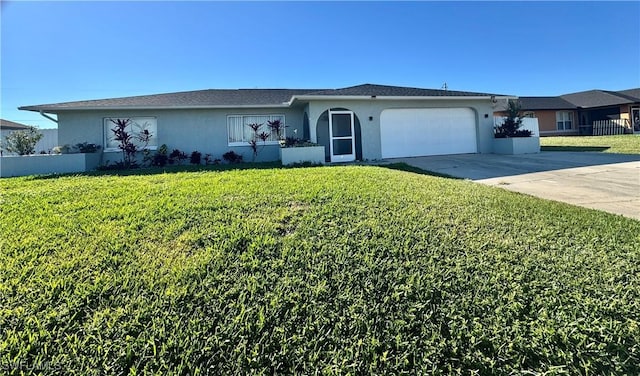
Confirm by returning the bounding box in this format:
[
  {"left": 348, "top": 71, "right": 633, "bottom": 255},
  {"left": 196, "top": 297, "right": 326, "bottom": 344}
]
[
  {"left": 613, "top": 88, "right": 640, "bottom": 102},
  {"left": 561, "top": 89, "right": 638, "bottom": 108},
  {"left": 19, "top": 89, "right": 324, "bottom": 112},
  {"left": 499, "top": 88, "right": 640, "bottom": 111},
  {"left": 305, "top": 83, "right": 499, "bottom": 97},
  {"left": 517, "top": 97, "right": 577, "bottom": 110},
  {"left": 0, "top": 119, "right": 31, "bottom": 130},
  {"left": 19, "top": 83, "right": 502, "bottom": 113}
]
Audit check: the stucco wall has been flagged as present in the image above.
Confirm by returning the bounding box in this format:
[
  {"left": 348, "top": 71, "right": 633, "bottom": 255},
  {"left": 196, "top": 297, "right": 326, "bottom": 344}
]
[
  {"left": 495, "top": 110, "right": 580, "bottom": 136},
  {"left": 0, "top": 153, "right": 100, "bottom": 178},
  {"left": 306, "top": 98, "right": 496, "bottom": 160},
  {"left": 57, "top": 108, "right": 305, "bottom": 163}
]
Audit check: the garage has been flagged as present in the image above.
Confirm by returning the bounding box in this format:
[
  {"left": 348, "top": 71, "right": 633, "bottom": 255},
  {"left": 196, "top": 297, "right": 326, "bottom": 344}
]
[{"left": 380, "top": 108, "right": 478, "bottom": 158}]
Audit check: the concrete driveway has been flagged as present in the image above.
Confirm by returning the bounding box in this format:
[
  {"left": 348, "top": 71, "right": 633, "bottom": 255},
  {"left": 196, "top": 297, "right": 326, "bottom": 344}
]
[{"left": 391, "top": 152, "right": 640, "bottom": 220}]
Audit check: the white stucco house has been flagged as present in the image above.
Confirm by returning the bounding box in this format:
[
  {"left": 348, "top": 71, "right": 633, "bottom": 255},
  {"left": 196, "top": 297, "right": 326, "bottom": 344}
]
[{"left": 18, "top": 84, "right": 512, "bottom": 168}]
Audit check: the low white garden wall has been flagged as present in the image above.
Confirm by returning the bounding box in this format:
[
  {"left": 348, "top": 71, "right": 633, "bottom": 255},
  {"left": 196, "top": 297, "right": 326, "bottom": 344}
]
[
  {"left": 280, "top": 146, "right": 325, "bottom": 165},
  {"left": 0, "top": 153, "right": 101, "bottom": 178},
  {"left": 493, "top": 137, "right": 540, "bottom": 155}
]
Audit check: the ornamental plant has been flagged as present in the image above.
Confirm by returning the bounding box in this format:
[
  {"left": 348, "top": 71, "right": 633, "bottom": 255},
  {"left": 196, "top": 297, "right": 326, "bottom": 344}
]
[
  {"left": 495, "top": 99, "right": 532, "bottom": 138},
  {"left": 266, "top": 119, "right": 286, "bottom": 140},
  {"left": 246, "top": 122, "right": 267, "bottom": 161},
  {"left": 1, "top": 126, "right": 43, "bottom": 155},
  {"left": 109, "top": 118, "right": 137, "bottom": 167}
]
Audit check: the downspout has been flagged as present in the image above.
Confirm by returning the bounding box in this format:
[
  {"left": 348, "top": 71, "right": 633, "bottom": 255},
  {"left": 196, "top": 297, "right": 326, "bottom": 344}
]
[{"left": 39, "top": 111, "right": 58, "bottom": 124}]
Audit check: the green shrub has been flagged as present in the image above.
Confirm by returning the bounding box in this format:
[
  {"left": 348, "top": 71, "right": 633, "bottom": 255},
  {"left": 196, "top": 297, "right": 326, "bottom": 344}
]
[{"left": 1, "top": 126, "right": 43, "bottom": 155}]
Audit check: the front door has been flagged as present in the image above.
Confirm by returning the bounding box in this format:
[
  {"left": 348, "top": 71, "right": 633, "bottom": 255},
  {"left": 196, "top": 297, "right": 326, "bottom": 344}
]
[{"left": 329, "top": 110, "right": 356, "bottom": 162}]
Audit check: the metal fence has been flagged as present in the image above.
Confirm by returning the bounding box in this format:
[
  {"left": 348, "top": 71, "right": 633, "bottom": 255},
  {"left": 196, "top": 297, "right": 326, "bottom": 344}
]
[{"left": 592, "top": 119, "right": 630, "bottom": 136}]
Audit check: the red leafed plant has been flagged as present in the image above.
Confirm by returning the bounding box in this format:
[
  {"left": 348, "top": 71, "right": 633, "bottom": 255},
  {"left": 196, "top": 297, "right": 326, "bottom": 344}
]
[
  {"left": 266, "top": 119, "right": 285, "bottom": 139},
  {"left": 109, "top": 118, "right": 138, "bottom": 167}
]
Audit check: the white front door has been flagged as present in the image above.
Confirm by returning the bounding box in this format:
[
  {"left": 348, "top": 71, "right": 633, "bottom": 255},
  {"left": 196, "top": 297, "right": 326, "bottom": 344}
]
[{"left": 329, "top": 110, "right": 356, "bottom": 162}]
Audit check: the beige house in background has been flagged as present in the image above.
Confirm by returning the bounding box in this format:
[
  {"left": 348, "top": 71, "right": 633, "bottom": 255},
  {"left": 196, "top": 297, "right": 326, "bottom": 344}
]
[{"left": 495, "top": 88, "right": 640, "bottom": 136}]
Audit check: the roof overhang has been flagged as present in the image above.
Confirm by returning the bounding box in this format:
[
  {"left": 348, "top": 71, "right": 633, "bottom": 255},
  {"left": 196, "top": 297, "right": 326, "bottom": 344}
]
[
  {"left": 20, "top": 95, "right": 516, "bottom": 114},
  {"left": 288, "top": 95, "right": 514, "bottom": 106},
  {"left": 19, "top": 104, "right": 292, "bottom": 113}
]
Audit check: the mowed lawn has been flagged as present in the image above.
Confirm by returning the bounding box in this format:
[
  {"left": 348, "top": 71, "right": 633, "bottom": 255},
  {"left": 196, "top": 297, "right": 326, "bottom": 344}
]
[
  {"left": 1, "top": 166, "right": 639, "bottom": 375},
  {"left": 540, "top": 134, "right": 640, "bottom": 154}
]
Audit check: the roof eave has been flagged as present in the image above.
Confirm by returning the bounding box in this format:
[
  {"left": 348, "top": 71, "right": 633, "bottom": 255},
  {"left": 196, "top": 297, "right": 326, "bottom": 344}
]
[
  {"left": 19, "top": 103, "right": 293, "bottom": 113},
  {"left": 289, "top": 95, "right": 511, "bottom": 104}
]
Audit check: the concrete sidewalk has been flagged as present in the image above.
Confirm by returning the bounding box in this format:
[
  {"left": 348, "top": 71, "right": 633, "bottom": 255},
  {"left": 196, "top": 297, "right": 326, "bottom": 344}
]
[{"left": 392, "top": 152, "right": 640, "bottom": 220}]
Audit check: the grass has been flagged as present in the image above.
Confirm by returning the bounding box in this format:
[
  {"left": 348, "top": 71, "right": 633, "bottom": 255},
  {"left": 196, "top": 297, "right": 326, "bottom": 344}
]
[
  {"left": 540, "top": 135, "right": 640, "bottom": 154},
  {"left": 1, "top": 165, "right": 639, "bottom": 375}
]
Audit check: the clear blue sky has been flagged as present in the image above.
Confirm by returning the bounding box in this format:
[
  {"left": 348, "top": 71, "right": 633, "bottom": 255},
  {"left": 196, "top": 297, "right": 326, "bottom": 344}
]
[{"left": 2, "top": 1, "right": 639, "bottom": 129}]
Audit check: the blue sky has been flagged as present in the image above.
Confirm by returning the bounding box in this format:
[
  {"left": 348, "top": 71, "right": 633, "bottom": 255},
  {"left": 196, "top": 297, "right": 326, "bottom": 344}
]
[{"left": 2, "top": 1, "right": 639, "bottom": 129}]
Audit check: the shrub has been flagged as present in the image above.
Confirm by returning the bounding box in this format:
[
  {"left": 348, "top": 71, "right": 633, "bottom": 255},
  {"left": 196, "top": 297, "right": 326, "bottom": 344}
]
[
  {"left": 169, "top": 149, "right": 188, "bottom": 165},
  {"left": 1, "top": 126, "right": 43, "bottom": 155},
  {"left": 204, "top": 154, "right": 221, "bottom": 165},
  {"left": 151, "top": 144, "right": 169, "bottom": 167},
  {"left": 495, "top": 99, "right": 531, "bottom": 138},
  {"left": 52, "top": 145, "right": 72, "bottom": 154},
  {"left": 222, "top": 150, "right": 243, "bottom": 163},
  {"left": 281, "top": 137, "right": 318, "bottom": 148},
  {"left": 75, "top": 142, "right": 101, "bottom": 153},
  {"left": 190, "top": 151, "right": 202, "bottom": 165}
]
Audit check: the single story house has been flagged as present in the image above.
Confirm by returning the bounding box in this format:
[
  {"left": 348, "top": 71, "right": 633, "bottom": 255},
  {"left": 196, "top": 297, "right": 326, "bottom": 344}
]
[
  {"left": 562, "top": 89, "right": 640, "bottom": 133},
  {"left": 495, "top": 88, "right": 640, "bottom": 136},
  {"left": 19, "top": 84, "right": 510, "bottom": 164},
  {"left": 1, "top": 118, "right": 31, "bottom": 131}
]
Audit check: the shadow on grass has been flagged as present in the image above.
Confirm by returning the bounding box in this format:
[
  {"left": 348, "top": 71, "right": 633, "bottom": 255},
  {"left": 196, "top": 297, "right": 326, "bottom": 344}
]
[
  {"left": 19, "top": 161, "right": 456, "bottom": 181},
  {"left": 378, "top": 163, "right": 462, "bottom": 179},
  {"left": 22, "top": 162, "right": 291, "bottom": 180},
  {"left": 541, "top": 146, "right": 610, "bottom": 152}
]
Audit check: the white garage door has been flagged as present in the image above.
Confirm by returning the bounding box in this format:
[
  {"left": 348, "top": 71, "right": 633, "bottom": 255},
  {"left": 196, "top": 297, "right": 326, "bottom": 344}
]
[{"left": 380, "top": 108, "right": 477, "bottom": 158}]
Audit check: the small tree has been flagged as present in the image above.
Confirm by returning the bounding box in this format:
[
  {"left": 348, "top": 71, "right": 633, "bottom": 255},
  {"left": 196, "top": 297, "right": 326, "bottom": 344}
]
[
  {"left": 246, "top": 122, "right": 264, "bottom": 161},
  {"left": 495, "top": 99, "right": 531, "bottom": 138},
  {"left": 1, "top": 126, "right": 44, "bottom": 155},
  {"left": 109, "top": 118, "right": 137, "bottom": 167},
  {"left": 266, "top": 119, "right": 285, "bottom": 140}
]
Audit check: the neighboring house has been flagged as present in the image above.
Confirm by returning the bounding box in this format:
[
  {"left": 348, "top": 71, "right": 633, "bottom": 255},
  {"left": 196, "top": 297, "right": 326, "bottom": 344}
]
[
  {"left": 495, "top": 89, "right": 640, "bottom": 136},
  {"left": 1, "top": 119, "right": 58, "bottom": 155},
  {"left": 19, "top": 84, "right": 509, "bottom": 163}
]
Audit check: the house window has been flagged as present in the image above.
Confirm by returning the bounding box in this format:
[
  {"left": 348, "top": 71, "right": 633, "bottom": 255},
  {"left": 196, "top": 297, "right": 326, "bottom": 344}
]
[
  {"left": 523, "top": 111, "right": 536, "bottom": 118},
  {"left": 104, "top": 117, "right": 158, "bottom": 151},
  {"left": 227, "top": 114, "right": 285, "bottom": 146},
  {"left": 556, "top": 111, "right": 573, "bottom": 130}
]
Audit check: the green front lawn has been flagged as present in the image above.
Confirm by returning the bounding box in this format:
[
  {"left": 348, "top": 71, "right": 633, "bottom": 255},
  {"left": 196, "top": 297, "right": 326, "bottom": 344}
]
[
  {"left": 1, "top": 166, "right": 639, "bottom": 374},
  {"left": 540, "top": 134, "right": 640, "bottom": 154}
]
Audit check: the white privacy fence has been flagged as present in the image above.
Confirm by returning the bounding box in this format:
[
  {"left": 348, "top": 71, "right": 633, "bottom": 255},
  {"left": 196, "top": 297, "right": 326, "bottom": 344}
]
[
  {"left": 0, "top": 128, "right": 58, "bottom": 155},
  {"left": 493, "top": 117, "right": 539, "bottom": 136}
]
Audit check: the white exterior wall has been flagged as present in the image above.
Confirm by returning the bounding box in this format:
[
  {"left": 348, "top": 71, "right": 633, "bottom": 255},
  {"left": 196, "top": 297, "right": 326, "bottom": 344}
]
[
  {"left": 306, "top": 98, "right": 496, "bottom": 160},
  {"left": 0, "top": 153, "right": 100, "bottom": 177}
]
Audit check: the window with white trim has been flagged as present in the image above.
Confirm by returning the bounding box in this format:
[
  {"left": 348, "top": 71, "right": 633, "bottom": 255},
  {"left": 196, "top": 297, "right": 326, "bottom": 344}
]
[
  {"left": 104, "top": 117, "right": 158, "bottom": 151},
  {"left": 227, "top": 114, "right": 285, "bottom": 146},
  {"left": 556, "top": 111, "right": 573, "bottom": 130}
]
